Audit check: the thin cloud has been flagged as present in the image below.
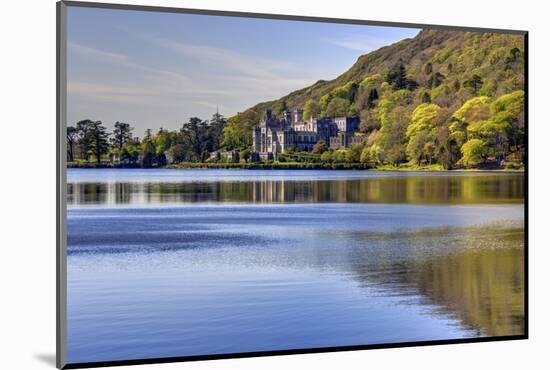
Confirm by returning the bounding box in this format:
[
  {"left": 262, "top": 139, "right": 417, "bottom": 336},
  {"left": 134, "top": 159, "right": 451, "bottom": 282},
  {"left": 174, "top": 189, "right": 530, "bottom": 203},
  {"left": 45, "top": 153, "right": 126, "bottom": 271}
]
[
  {"left": 153, "top": 38, "right": 301, "bottom": 80},
  {"left": 69, "top": 43, "right": 129, "bottom": 63},
  {"left": 323, "top": 35, "right": 389, "bottom": 53},
  {"left": 68, "top": 42, "right": 190, "bottom": 83}
]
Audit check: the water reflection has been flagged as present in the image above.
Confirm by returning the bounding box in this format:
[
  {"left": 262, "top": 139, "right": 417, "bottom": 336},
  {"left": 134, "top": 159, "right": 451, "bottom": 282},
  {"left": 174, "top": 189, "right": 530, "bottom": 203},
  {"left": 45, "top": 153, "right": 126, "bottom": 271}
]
[
  {"left": 66, "top": 170, "right": 525, "bottom": 362},
  {"left": 346, "top": 224, "right": 524, "bottom": 337},
  {"left": 67, "top": 173, "right": 524, "bottom": 206}
]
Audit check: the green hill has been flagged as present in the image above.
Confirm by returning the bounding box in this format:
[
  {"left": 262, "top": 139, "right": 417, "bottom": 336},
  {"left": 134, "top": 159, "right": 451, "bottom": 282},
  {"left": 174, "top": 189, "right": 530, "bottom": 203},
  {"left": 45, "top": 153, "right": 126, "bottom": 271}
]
[{"left": 223, "top": 29, "right": 525, "bottom": 169}]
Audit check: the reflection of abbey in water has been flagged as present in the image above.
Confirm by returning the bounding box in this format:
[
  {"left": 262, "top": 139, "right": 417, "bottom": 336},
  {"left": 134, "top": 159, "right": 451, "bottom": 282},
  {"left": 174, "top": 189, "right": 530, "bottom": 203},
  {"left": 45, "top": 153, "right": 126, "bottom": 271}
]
[
  {"left": 66, "top": 175, "right": 524, "bottom": 206},
  {"left": 253, "top": 109, "right": 362, "bottom": 160}
]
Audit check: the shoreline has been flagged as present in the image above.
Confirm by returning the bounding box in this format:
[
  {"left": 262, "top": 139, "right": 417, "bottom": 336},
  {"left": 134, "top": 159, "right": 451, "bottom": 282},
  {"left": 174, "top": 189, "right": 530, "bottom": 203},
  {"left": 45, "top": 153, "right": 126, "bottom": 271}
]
[{"left": 66, "top": 162, "right": 524, "bottom": 172}]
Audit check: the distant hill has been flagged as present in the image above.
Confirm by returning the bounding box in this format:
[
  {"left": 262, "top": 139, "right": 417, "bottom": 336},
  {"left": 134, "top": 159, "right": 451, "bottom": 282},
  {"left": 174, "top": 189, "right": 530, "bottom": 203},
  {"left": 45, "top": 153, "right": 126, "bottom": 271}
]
[{"left": 223, "top": 29, "right": 525, "bottom": 168}]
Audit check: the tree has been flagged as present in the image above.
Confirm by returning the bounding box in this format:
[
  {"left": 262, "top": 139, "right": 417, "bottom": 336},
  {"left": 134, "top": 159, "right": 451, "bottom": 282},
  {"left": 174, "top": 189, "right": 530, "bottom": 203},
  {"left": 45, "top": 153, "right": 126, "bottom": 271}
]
[
  {"left": 312, "top": 140, "right": 328, "bottom": 154},
  {"left": 421, "top": 91, "right": 431, "bottom": 103},
  {"left": 366, "top": 88, "right": 379, "bottom": 108},
  {"left": 406, "top": 103, "right": 442, "bottom": 164},
  {"left": 200, "top": 151, "right": 209, "bottom": 163},
  {"left": 222, "top": 110, "right": 259, "bottom": 150},
  {"left": 141, "top": 140, "right": 156, "bottom": 168},
  {"left": 168, "top": 144, "right": 188, "bottom": 163},
  {"left": 345, "top": 143, "right": 364, "bottom": 163},
  {"left": 360, "top": 144, "right": 383, "bottom": 164},
  {"left": 385, "top": 62, "right": 418, "bottom": 91},
  {"left": 490, "top": 90, "right": 525, "bottom": 160},
  {"left": 320, "top": 150, "right": 332, "bottom": 163},
  {"left": 427, "top": 72, "right": 445, "bottom": 88},
  {"left": 303, "top": 99, "right": 320, "bottom": 120},
  {"left": 209, "top": 112, "right": 226, "bottom": 151},
  {"left": 379, "top": 106, "right": 410, "bottom": 165},
  {"left": 332, "top": 150, "right": 347, "bottom": 163},
  {"left": 424, "top": 62, "right": 433, "bottom": 75},
  {"left": 144, "top": 128, "right": 153, "bottom": 141},
  {"left": 66, "top": 126, "right": 78, "bottom": 162},
  {"left": 154, "top": 129, "right": 177, "bottom": 156},
  {"left": 463, "top": 74, "right": 484, "bottom": 94},
  {"left": 240, "top": 149, "right": 251, "bottom": 163},
  {"left": 120, "top": 141, "right": 140, "bottom": 164},
  {"left": 180, "top": 117, "right": 205, "bottom": 158},
  {"left": 110, "top": 121, "right": 133, "bottom": 150},
  {"left": 76, "top": 119, "right": 94, "bottom": 161},
  {"left": 385, "top": 62, "right": 407, "bottom": 90},
  {"left": 360, "top": 146, "right": 371, "bottom": 163},
  {"left": 274, "top": 99, "right": 288, "bottom": 119},
  {"left": 325, "top": 97, "right": 350, "bottom": 117},
  {"left": 461, "top": 139, "right": 488, "bottom": 166},
  {"left": 87, "top": 121, "right": 110, "bottom": 164}
]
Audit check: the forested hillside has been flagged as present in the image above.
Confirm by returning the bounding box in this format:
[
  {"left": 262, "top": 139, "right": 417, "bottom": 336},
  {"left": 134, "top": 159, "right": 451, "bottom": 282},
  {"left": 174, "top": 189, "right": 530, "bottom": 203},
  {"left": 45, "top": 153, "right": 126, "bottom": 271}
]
[{"left": 223, "top": 29, "right": 525, "bottom": 169}]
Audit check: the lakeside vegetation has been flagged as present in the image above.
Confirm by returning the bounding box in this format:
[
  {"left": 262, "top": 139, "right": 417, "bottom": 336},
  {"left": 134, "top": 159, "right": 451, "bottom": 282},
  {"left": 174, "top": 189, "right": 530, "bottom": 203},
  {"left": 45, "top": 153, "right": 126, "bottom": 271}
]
[{"left": 67, "top": 30, "right": 525, "bottom": 171}]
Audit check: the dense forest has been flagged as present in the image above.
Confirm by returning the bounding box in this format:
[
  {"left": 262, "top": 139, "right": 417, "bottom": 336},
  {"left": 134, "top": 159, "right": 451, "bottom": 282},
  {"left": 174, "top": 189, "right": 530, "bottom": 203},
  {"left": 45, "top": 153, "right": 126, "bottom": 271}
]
[{"left": 68, "top": 29, "right": 525, "bottom": 170}]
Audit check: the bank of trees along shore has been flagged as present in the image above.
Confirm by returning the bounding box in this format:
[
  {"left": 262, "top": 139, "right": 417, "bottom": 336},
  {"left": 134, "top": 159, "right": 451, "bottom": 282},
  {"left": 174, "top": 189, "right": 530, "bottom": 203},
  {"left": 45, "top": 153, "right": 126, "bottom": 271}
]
[{"left": 67, "top": 113, "right": 227, "bottom": 167}]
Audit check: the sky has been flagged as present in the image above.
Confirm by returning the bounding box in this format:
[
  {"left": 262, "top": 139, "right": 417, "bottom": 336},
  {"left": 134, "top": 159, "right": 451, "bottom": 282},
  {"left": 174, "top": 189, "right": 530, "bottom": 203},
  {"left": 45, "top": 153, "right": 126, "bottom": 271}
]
[{"left": 67, "top": 6, "right": 420, "bottom": 136}]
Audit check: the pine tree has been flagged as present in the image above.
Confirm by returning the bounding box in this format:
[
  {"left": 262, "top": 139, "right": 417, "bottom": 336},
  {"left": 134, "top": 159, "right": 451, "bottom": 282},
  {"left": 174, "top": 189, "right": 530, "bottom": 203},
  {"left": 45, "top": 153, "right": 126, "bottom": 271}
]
[{"left": 87, "top": 121, "right": 110, "bottom": 164}]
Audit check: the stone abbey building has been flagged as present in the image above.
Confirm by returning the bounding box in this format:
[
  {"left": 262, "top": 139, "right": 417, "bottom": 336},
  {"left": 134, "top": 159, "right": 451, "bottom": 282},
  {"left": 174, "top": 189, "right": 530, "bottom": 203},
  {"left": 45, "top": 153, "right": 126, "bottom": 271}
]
[{"left": 252, "top": 109, "right": 362, "bottom": 159}]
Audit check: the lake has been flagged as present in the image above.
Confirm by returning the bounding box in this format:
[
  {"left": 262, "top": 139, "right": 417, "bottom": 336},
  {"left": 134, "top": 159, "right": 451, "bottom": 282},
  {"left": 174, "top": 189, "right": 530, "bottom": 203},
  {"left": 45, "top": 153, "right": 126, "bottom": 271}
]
[{"left": 66, "top": 169, "right": 525, "bottom": 364}]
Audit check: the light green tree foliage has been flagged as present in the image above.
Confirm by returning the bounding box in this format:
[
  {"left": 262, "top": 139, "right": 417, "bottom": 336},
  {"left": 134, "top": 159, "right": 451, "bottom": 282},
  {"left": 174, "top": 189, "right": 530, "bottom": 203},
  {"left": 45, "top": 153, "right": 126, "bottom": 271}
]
[
  {"left": 320, "top": 150, "right": 332, "bottom": 163},
  {"left": 378, "top": 89, "right": 410, "bottom": 127},
  {"left": 378, "top": 106, "right": 410, "bottom": 165},
  {"left": 461, "top": 139, "right": 488, "bottom": 166},
  {"left": 490, "top": 90, "right": 525, "bottom": 158},
  {"left": 303, "top": 99, "right": 320, "bottom": 120},
  {"left": 472, "top": 90, "right": 524, "bottom": 160},
  {"left": 345, "top": 143, "right": 364, "bottom": 163},
  {"left": 453, "top": 96, "right": 492, "bottom": 123},
  {"left": 325, "top": 97, "right": 351, "bottom": 117},
  {"left": 360, "top": 146, "right": 371, "bottom": 163},
  {"left": 332, "top": 82, "right": 358, "bottom": 101},
  {"left": 319, "top": 93, "right": 332, "bottom": 114},
  {"left": 449, "top": 96, "right": 491, "bottom": 149},
  {"left": 359, "top": 74, "right": 382, "bottom": 89},
  {"left": 120, "top": 140, "right": 140, "bottom": 163},
  {"left": 360, "top": 143, "right": 383, "bottom": 164},
  {"left": 320, "top": 82, "right": 359, "bottom": 116},
  {"left": 490, "top": 90, "right": 524, "bottom": 129},
  {"left": 222, "top": 110, "right": 259, "bottom": 150},
  {"left": 153, "top": 130, "right": 178, "bottom": 156},
  {"left": 332, "top": 150, "right": 347, "bottom": 163},
  {"left": 406, "top": 103, "right": 442, "bottom": 164}
]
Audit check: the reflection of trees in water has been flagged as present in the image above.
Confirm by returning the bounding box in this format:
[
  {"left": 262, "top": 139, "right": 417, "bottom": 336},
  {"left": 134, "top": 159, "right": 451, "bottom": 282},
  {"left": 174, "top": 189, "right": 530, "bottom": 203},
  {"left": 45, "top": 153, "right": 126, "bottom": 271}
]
[
  {"left": 67, "top": 175, "right": 524, "bottom": 205},
  {"left": 346, "top": 224, "right": 525, "bottom": 337}
]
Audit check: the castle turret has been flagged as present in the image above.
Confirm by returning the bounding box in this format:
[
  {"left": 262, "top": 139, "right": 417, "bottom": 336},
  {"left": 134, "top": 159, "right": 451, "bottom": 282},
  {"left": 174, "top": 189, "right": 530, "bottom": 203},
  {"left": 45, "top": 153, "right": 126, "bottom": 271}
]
[
  {"left": 294, "top": 109, "right": 304, "bottom": 123},
  {"left": 283, "top": 110, "right": 292, "bottom": 126}
]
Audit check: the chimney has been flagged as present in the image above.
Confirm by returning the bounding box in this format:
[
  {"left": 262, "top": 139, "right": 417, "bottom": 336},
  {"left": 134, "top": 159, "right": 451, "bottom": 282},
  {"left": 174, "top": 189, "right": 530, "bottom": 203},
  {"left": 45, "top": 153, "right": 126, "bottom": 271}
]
[
  {"left": 294, "top": 109, "right": 304, "bottom": 123},
  {"left": 265, "top": 109, "right": 272, "bottom": 121}
]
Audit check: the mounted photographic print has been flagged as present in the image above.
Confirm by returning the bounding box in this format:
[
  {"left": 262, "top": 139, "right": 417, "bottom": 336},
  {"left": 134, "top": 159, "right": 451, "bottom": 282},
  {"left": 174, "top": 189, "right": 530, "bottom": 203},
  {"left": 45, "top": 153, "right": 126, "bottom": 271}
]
[{"left": 56, "top": 1, "right": 527, "bottom": 368}]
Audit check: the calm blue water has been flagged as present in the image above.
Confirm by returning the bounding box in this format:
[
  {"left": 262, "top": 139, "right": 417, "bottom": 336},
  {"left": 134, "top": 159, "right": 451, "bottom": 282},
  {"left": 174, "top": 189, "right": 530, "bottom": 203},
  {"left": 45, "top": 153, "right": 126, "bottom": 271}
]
[{"left": 66, "top": 169, "right": 525, "bottom": 364}]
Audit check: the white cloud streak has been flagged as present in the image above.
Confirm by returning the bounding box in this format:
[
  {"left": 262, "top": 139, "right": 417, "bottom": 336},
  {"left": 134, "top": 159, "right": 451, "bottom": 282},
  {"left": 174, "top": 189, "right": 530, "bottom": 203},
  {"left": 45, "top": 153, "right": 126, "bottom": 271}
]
[{"left": 324, "top": 35, "right": 390, "bottom": 52}]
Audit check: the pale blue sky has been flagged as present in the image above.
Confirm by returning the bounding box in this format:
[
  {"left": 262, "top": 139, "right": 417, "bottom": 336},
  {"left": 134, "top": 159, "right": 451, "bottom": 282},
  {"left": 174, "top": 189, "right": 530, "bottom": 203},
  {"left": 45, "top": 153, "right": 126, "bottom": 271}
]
[{"left": 67, "top": 6, "right": 420, "bottom": 136}]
